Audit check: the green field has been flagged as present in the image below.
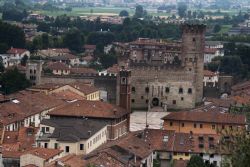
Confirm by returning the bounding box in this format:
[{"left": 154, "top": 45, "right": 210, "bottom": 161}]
[
  {"left": 218, "top": 25, "right": 232, "bottom": 34},
  {"left": 36, "top": 7, "right": 171, "bottom": 17}
]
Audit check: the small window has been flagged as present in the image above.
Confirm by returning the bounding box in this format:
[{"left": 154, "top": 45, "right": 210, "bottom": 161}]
[
  {"left": 170, "top": 122, "right": 173, "bottom": 126},
  {"left": 188, "top": 88, "right": 192, "bottom": 94},
  {"left": 65, "top": 146, "right": 70, "bottom": 153},
  {"left": 80, "top": 144, "right": 84, "bottom": 150},
  {"left": 222, "top": 125, "right": 225, "bottom": 129},
  {"left": 131, "top": 99, "right": 135, "bottom": 103},
  {"left": 193, "top": 38, "right": 196, "bottom": 42},
  {"left": 179, "top": 88, "right": 183, "bottom": 94},
  {"left": 131, "top": 87, "right": 135, "bottom": 92},
  {"left": 194, "top": 124, "right": 197, "bottom": 128},
  {"left": 141, "top": 96, "right": 144, "bottom": 99},
  {"left": 173, "top": 100, "right": 176, "bottom": 105},
  {"left": 212, "top": 125, "right": 215, "bottom": 129},
  {"left": 165, "top": 87, "right": 170, "bottom": 93},
  {"left": 185, "top": 153, "right": 189, "bottom": 156},
  {"left": 45, "top": 127, "right": 49, "bottom": 132},
  {"left": 210, "top": 154, "right": 214, "bottom": 158},
  {"left": 146, "top": 99, "right": 149, "bottom": 104},
  {"left": 44, "top": 143, "right": 48, "bottom": 148},
  {"left": 54, "top": 143, "right": 58, "bottom": 149},
  {"left": 121, "top": 77, "right": 126, "bottom": 84},
  {"left": 145, "top": 87, "right": 149, "bottom": 93},
  {"left": 181, "top": 97, "right": 184, "bottom": 101},
  {"left": 182, "top": 123, "right": 185, "bottom": 127},
  {"left": 200, "top": 124, "right": 203, "bottom": 128}
]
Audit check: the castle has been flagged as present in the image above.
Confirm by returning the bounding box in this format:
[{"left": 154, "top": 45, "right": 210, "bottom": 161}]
[{"left": 115, "top": 24, "right": 206, "bottom": 110}]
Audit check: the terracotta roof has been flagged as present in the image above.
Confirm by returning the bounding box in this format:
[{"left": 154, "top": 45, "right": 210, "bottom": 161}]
[
  {"left": 50, "top": 53, "right": 77, "bottom": 61},
  {"left": 68, "top": 83, "right": 99, "bottom": 95},
  {"left": 50, "top": 48, "right": 71, "bottom": 53},
  {"left": 48, "top": 62, "right": 70, "bottom": 70},
  {"left": 162, "top": 111, "right": 246, "bottom": 125},
  {"left": 70, "top": 67, "right": 97, "bottom": 75},
  {"left": 51, "top": 90, "right": 85, "bottom": 101},
  {"left": 24, "top": 148, "right": 62, "bottom": 160},
  {"left": 107, "top": 64, "right": 119, "bottom": 74},
  {"left": 231, "top": 81, "right": 250, "bottom": 91},
  {"left": 231, "top": 95, "right": 250, "bottom": 105},
  {"left": 82, "top": 55, "right": 94, "bottom": 62},
  {"left": 204, "top": 48, "right": 218, "bottom": 54},
  {"left": 48, "top": 100, "right": 129, "bottom": 119},
  {"left": 46, "top": 154, "right": 86, "bottom": 167},
  {"left": 2, "top": 127, "right": 37, "bottom": 158},
  {"left": 204, "top": 98, "right": 235, "bottom": 108},
  {"left": 204, "top": 70, "right": 216, "bottom": 77},
  {"left": 7, "top": 48, "right": 28, "bottom": 54},
  {"left": 84, "top": 45, "right": 96, "bottom": 50}
]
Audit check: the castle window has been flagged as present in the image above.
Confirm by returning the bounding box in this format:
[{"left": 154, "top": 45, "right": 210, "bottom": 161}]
[
  {"left": 131, "top": 87, "right": 135, "bottom": 92},
  {"left": 181, "top": 97, "right": 184, "bottom": 101},
  {"left": 146, "top": 99, "right": 149, "bottom": 104},
  {"left": 194, "top": 123, "right": 197, "bottom": 128},
  {"left": 188, "top": 88, "right": 192, "bottom": 94},
  {"left": 131, "top": 99, "right": 135, "bottom": 103},
  {"left": 179, "top": 88, "right": 183, "bottom": 94},
  {"left": 173, "top": 100, "right": 176, "bottom": 105},
  {"left": 200, "top": 124, "right": 203, "bottom": 128},
  {"left": 170, "top": 122, "right": 173, "bottom": 126},
  {"left": 165, "top": 87, "right": 170, "bottom": 93},
  {"left": 145, "top": 87, "right": 149, "bottom": 93}
]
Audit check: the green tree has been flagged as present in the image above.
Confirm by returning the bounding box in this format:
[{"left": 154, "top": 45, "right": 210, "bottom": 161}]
[
  {"left": 0, "top": 57, "right": 4, "bottom": 72},
  {"left": 119, "top": 10, "right": 129, "bottom": 17},
  {"left": 134, "top": 5, "right": 144, "bottom": 18},
  {"left": 0, "top": 68, "right": 31, "bottom": 94},
  {"left": 21, "top": 55, "right": 28, "bottom": 66},
  {"left": 187, "top": 155, "right": 206, "bottom": 167},
  {"left": 213, "top": 24, "right": 221, "bottom": 33},
  {"left": 63, "top": 28, "right": 83, "bottom": 52},
  {"left": 177, "top": 2, "right": 187, "bottom": 18}
]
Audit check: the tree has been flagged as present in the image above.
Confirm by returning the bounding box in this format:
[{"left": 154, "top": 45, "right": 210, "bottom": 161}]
[
  {"left": 21, "top": 55, "right": 28, "bottom": 66},
  {"left": 213, "top": 24, "right": 221, "bottom": 33},
  {"left": 0, "top": 68, "right": 31, "bottom": 94},
  {"left": 119, "top": 10, "right": 129, "bottom": 17},
  {"left": 177, "top": 2, "right": 187, "bottom": 18},
  {"left": 63, "top": 28, "right": 83, "bottom": 53},
  {"left": 187, "top": 155, "right": 206, "bottom": 167},
  {"left": 134, "top": 5, "right": 144, "bottom": 18},
  {"left": 0, "top": 57, "right": 4, "bottom": 72}
]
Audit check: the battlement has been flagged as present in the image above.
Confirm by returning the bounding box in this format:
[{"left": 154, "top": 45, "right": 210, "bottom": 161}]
[{"left": 181, "top": 24, "right": 206, "bottom": 34}]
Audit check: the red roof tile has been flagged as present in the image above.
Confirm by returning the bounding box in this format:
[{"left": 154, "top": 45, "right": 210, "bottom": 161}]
[
  {"left": 162, "top": 111, "right": 246, "bottom": 125},
  {"left": 84, "top": 45, "right": 96, "bottom": 50},
  {"left": 204, "top": 70, "right": 216, "bottom": 77},
  {"left": 48, "top": 62, "right": 69, "bottom": 70},
  {"left": 70, "top": 67, "right": 97, "bottom": 75},
  {"left": 24, "top": 148, "right": 62, "bottom": 160},
  {"left": 7, "top": 48, "right": 28, "bottom": 54}
]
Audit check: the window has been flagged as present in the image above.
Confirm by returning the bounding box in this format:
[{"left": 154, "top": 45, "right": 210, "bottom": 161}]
[
  {"left": 30, "top": 69, "right": 32, "bottom": 74},
  {"left": 210, "top": 154, "right": 214, "bottom": 158},
  {"left": 121, "top": 77, "right": 126, "bottom": 84},
  {"left": 145, "top": 87, "right": 149, "bottom": 93},
  {"left": 212, "top": 125, "right": 215, "bottom": 129},
  {"left": 188, "top": 88, "right": 192, "bottom": 94},
  {"left": 182, "top": 123, "right": 185, "bottom": 127},
  {"left": 41, "top": 127, "right": 45, "bottom": 133},
  {"left": 65, "top": 146, "right": 70, "bottom": 153},
  {"left": 185, "top": 153, "right": 189, "bottom": 156},
  {"left": 80, "top": 144, "right": 84, "bottom": 150},
  {"left": 229, "top": 126, "right": 233, "bottom": 130},
  {"left": 131, "top": 87, "right": 135, "bottom": 92},
  {"left": 181, "top": 97, "right": 184, "bottom": 101},
  {"left": 179, "top": 88, "right": 183, "bottom": 94},
  {"left": 45, "top": 127, "right": 49, "bottom": 132},
  {"left": 165, "top": 87, "right": 170, "bottom": 93},
  {"left": 54, "top": 143, "right": 58, "bottom": 149},
  {"left": 44, "top": 143, "right": 48, "bottom": 148},
  {"left": 222, "top": 125, "right": 225, "bottom": 129},
  {"left": 146, "top": 99, "right": 149, "bottom": 104},
  {"left": 170, "top": 122, "right": 173, "bottom": 126},
  {"left": 131, "top": 99, "right": 135, "bottom": 103},
  {"left": 200, "top": 124, "right": 203, "bottom": 128},
  {"left": 194, "top": 124, "right": 197, "bottom": 128},
  {"left": 173, "top": 100, "right": 176, "bottom": 105},
  {"left": 193, "top": 38, "right": 196, "bottom": 42},
  {"left": 141, "top": 96, "right": 144, "bottom": 99}
]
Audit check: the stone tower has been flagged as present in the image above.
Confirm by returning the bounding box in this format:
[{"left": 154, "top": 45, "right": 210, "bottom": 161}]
[
  {"left": 181, "top": 24, "right": 206, "bottom": 104},
  {"left": 26, "top": 60, "right": 43, "bottom": 86},
  {"left": 116, "top": 68, "right": 131, "bottom": 112}
]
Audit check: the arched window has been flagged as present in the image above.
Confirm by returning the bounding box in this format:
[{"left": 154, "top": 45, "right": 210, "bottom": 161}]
[
  {"left": 179, "top": 88, "right": 183, "bottom": 94},
  {"left": 188, "top": 88, "right": 192, "bottom": 94},
  {"left": 145, "top": 87, "right": 149, "bottom": 93}
]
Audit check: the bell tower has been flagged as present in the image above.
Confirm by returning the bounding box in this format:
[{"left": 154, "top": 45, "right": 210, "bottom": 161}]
[
  {"left": 116, "top": 67, "right": 131, "bottom": 112},
  {"left": 181, "top": 24, "right": 206, "bottom": 104}
]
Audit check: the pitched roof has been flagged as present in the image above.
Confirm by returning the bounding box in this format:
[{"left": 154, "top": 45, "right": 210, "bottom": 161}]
[
  {"left": 50, "top": 54, "right": 77, "bottom": 61},
  {"left": 68, "top": 83, "right": 99, "bottom": 95},
  {"left": 48, "top": 100, "right": 129, "bottom": 119},
  {"left": 84, "top": 45, "right": 96, "bottom": 50},
  {"left": 47, "top": 62, "right": 70, "bottom": 70},
  {"left": 7, "top": 48, "right": 28, "bottom": 54},
  {"left": 24, "top": 148, "right": 62, "bottom": 160},
  {"left": 41, "top": 118, "right": 108, "bottom": 142},
  {"left": 204, "top": 70, "right": 216, "bottom": 77},
  {"left": 162, "top": 111, "right": 246, "bottom": 125},
  {"left": 107, "top": 64, "right": 119, "bottom": 74},
  {"left": 46, "top": 154, "right": 86, "bottom": 167},
  {"left": 204, "top": 48, "right": 218, "bottom": 54},
  {"left": 70, "top": 67, "right": 97, "bottom": 75}
]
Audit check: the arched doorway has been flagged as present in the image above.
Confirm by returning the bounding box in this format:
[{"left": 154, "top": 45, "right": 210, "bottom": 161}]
[{"left": 152, "top": 98, "right": 160, "bottom": 106}]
